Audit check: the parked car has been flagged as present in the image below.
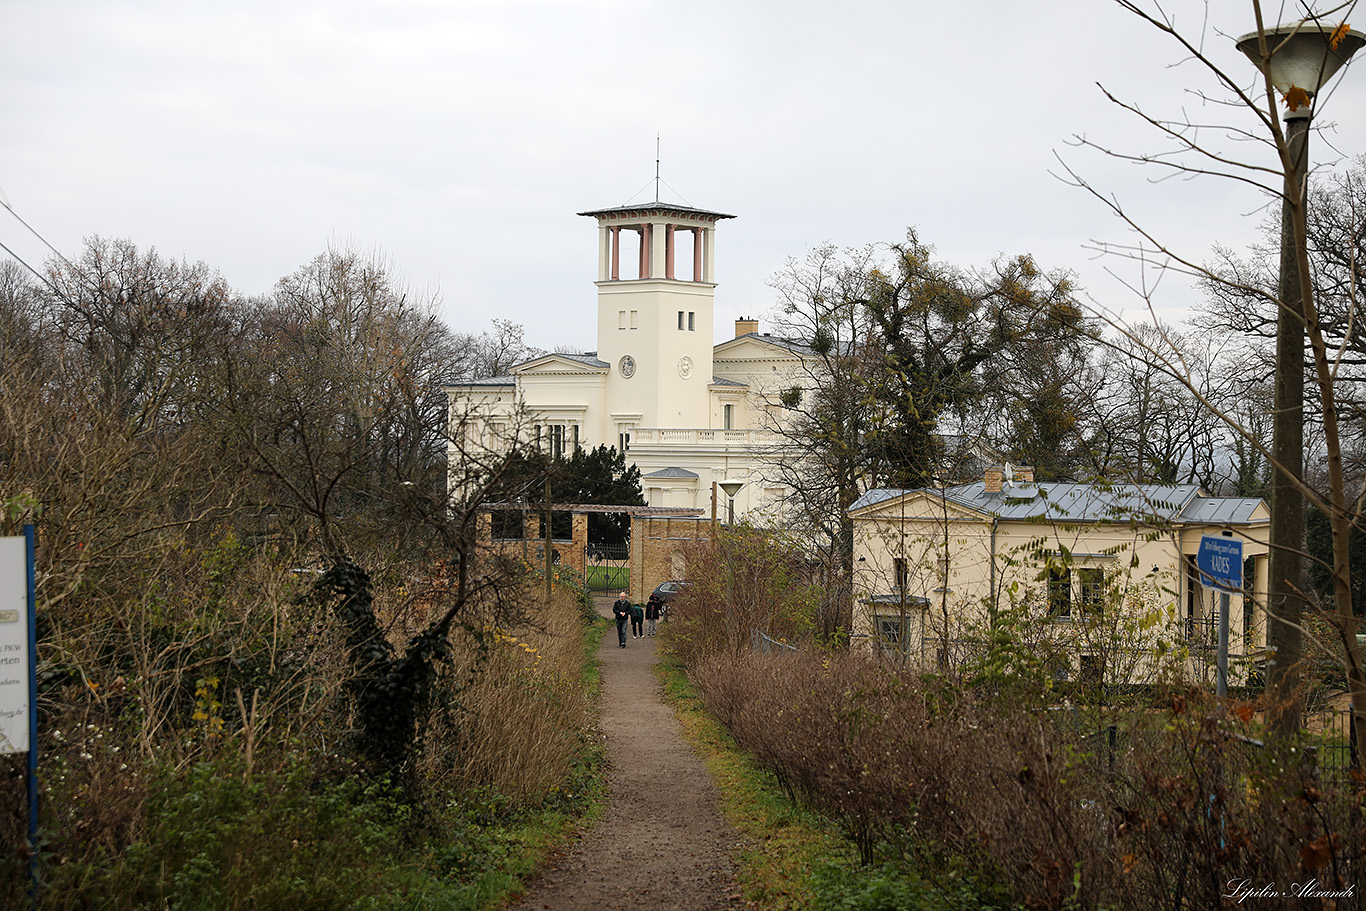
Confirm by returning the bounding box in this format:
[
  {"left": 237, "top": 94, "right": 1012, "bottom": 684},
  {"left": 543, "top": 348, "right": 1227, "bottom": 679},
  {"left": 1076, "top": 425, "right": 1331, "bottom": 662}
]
[{"left": 650, "top": 580, "right": 690, "bottom": 603}]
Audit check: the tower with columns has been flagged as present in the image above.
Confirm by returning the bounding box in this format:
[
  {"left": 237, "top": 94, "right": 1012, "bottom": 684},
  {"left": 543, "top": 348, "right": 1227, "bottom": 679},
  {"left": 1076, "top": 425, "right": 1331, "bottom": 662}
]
[
  {"left": 578, "top": 204, "right": 735, "bottom": 441},
  {"left": 447, "top": 197, "right": 813, "bottom": 523}
]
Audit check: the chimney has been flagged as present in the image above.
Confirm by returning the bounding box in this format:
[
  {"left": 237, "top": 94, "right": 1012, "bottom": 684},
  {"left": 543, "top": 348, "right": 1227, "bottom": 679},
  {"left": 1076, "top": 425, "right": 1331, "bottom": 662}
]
[
  {"left": 1012, "top": 466, "right": 1035, "bottom": 485},
  {"left": 735, "top": 317, "right": 759, "bottom": 338},
  {"left": 984, "top": 467, "right": 1004, "bottom": 493}
]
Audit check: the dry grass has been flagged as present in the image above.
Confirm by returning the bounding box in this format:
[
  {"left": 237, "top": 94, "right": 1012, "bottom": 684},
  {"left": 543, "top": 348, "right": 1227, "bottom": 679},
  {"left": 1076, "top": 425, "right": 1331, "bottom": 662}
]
[{"left": 421, "top": 582, "right": 594, "bottom": 804}]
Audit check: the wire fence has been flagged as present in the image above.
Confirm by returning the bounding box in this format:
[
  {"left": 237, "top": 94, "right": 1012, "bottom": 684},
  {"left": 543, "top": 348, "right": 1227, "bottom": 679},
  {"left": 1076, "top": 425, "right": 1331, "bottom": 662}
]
[{"left": 752, "top": 630, "right": 798, "bottom": 655}]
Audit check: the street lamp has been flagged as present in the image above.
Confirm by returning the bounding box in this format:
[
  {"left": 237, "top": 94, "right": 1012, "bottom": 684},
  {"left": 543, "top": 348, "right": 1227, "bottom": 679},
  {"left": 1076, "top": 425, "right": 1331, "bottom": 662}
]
[
  {"left": 718, "top": 480, "right": 744, "bottom": 526},
  {"left": 1235, "top": 19, "right": 1363, "bottom": 732}
]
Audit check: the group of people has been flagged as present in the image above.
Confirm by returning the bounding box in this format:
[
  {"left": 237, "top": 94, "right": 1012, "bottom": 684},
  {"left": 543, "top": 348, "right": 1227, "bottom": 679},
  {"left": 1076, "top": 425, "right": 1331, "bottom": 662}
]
[{"left": 612, "top": 591, "right": 663, "bottom": 648}]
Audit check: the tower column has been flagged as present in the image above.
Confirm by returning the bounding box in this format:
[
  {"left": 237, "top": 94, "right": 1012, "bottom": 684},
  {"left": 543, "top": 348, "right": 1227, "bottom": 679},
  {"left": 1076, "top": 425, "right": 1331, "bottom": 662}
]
[
  {"left": 638, "top": 225, "right": 650, "bottom": 279},
  {"left": 665, "top": 224, "right": 676, "bottom": 280},
  {"left": 692, "top": 227, "right": 703, "bottom": 282},
  {"left": 598, "top": 225, "right": 611, "bottom": 281},
  {"left": 610, "top": 226, "right": 621, "bottom": 281},
  {"left": 650, "top": 220, "right": 667, "bottom": 280}
]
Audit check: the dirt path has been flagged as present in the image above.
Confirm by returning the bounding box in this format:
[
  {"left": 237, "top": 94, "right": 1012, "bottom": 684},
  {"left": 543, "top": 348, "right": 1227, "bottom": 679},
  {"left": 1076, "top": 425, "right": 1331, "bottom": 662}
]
[{"left": 510, "top": 595, "right": 746, "bottom": 911}]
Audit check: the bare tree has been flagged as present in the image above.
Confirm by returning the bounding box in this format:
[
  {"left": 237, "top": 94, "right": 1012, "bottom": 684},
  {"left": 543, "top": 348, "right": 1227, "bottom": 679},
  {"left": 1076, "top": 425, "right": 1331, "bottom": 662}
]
[{"left": 1059, "top": 2, "right": 1366, "bottom": 743}]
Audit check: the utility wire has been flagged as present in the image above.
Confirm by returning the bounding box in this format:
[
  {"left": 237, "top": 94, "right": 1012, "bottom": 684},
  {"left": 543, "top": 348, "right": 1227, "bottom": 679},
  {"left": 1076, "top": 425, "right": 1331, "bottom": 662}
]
[
  {"left": 0, "top": 198, "right": 68, "bottom": 264},
  {"left": 0, "top": 238, "right": 58, "bottom": 293},
  {"left": 0, "top": 195, "right": 78, "bottom": 293}
]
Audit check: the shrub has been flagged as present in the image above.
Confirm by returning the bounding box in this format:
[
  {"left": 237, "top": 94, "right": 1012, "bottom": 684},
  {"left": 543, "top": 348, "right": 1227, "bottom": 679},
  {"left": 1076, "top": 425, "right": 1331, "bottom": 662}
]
[
  {"left": 667, "top": 526, "right": 822, "bottom": 667},
  {"left": 694, "top": 647, "right": 1366, "bottom": 910}
]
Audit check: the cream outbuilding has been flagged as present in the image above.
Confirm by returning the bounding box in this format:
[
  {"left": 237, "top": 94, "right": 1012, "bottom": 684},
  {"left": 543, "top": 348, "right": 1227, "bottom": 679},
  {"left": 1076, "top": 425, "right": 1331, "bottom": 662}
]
[
  {"left": 848, "top": 466, "right": 1271, "bottom": 685},
  {"left": 446, "top": 202, "right": 814, "bottom": 521}
]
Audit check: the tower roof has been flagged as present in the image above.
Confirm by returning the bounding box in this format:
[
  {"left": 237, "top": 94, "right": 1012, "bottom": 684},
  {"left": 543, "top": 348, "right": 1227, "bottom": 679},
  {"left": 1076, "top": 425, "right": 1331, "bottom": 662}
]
[{"left": 577, "top": 203, "right": 735, "bottom": 222}]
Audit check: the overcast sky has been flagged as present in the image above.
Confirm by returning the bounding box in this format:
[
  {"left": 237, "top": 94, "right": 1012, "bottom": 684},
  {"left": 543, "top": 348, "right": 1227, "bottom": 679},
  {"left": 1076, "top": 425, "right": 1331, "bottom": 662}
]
[{"left": 4, "top": 1, "right": 1366, "bottom": 352}]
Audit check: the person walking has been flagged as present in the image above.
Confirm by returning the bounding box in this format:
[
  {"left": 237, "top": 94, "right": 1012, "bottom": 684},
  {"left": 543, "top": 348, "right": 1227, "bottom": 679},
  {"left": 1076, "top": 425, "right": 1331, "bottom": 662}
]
[
  {"left": 630, "top": 598, "right": 645, "bottom": 639},
  {"left": 645, "top": 593, "right": 662, "bottom": 637},
  {"left": 612, "top": 591, "right": 631, "bottom": 648}
]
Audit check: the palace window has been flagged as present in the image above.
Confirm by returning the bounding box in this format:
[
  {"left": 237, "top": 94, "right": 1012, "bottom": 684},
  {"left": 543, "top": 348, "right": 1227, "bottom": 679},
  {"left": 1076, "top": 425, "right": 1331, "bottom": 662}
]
[
  {"left": 894, "top": 557, "right": 910, "bottom": 593},
  {"left": 1048, "top": 566, "right": 1072, "bottom": 618},
  {"left": 875, "top": 615, "right": 910, "bottom": 656},
  {"left": 1079, "top": 568, "right": 1105, "bottom": 615}
]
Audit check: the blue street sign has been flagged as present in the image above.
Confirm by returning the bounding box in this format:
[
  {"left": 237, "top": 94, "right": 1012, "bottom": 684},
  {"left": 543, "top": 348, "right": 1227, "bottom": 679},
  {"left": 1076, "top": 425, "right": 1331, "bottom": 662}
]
[{"left": 1197, "top": 535, "right": 1243, "bottom": 592}]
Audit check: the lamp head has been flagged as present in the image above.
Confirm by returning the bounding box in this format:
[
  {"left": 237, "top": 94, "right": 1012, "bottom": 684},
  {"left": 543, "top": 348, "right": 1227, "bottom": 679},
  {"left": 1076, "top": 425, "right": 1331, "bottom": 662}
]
[
  {"left": 718, "top": 480, "right": 744, "bottom": 498},
  {"left": 1236, "top": 19, "right": 1365, "bottom": 112}
]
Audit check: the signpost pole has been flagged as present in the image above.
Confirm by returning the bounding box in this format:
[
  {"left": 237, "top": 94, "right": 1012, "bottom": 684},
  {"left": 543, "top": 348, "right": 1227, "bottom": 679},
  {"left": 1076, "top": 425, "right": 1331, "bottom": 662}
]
[
  {"left": 1197, "top": 534, "right": 1243, "bottom": 701},
  {"left": 1217, "top": 589, "right": 1230, "bottom": 699},
  {"left": 25, "top": 524, "right": 37, "bottom": 906}
]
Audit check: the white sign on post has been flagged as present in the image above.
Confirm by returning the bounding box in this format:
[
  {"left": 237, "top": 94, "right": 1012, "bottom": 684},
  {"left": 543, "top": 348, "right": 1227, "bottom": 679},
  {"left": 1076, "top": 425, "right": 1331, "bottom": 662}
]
[{"left": 0, "top": 536, "right": 30, "bottom": 754}]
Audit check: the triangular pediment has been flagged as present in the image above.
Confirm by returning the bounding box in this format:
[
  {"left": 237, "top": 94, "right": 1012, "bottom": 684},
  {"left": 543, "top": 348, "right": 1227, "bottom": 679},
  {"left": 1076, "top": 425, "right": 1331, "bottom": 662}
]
[
  {"left": 712, "top": 334, "right": 805, "bottom": 361},
  {"left": 513, "top": 353, "right": 610, "bottom": 375},
  {"left": 849, "top": 489, "right": 987, "bottom": 522}
]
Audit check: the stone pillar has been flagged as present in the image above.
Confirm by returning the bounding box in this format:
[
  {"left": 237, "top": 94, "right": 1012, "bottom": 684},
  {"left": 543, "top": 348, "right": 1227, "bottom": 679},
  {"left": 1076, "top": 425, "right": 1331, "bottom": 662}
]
[
  {"left": 569, "top": 513, "right": 589, "bottom": 576},
  {"left": 650, "top": 220, "right": 667, "bottom": 280},
  {"left": 665, "top": 223, "right": 676, "bottom": 280},
  {"left": 609, "top": 225, "right": 620, "bottom": 281},
  {"left": 630, "top": 515, "right": 647, "bottom": 602},
  {"left": 638, "top": 224, "right": 650, "bottom": 279},
  {"left": 692, "top": 227, "right": 703, "bottom": 281}
]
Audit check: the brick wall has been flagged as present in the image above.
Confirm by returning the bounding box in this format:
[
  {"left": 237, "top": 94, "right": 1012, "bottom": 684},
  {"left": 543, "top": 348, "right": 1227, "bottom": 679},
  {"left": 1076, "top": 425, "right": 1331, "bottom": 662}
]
[
  {"left": 629, "top": 516, "right": 713, "bottom": 601},
  {"left": 475, "top": 508, "right": 589, "bottom": 577},
  {"left": 476, "top": 508, "right": 712, "bottom": 601}
]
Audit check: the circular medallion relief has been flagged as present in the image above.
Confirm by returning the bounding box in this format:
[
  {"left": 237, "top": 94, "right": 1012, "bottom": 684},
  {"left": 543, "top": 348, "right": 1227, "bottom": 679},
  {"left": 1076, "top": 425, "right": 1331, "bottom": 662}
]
[
  {"left": 619, "top": 355, "right": 636, "bottom": 378},
  {"left": 677, "top": 356, "right": 693, "bottom": 379}
]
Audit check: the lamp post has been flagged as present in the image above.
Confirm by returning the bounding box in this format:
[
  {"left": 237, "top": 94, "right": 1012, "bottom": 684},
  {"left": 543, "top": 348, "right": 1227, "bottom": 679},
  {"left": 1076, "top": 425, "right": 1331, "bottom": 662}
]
[
  {"left": 718, "top": 480, "right": 744, "bottom": 526},
  {"left": 1236, "top": 19, "right": 1363, "bottom": 733}
]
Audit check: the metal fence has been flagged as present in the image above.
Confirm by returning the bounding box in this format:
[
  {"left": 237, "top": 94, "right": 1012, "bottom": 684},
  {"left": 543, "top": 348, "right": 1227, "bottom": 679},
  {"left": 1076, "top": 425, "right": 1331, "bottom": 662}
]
[
  {"left": 752, "top": 630, "right": 798, "bottom": 655},
  {"left": 1310, "top": 709, "right": 1361, "bottom": 785},
  {"left": 585, "top": 541, "right": 629, "bottom": 591}
]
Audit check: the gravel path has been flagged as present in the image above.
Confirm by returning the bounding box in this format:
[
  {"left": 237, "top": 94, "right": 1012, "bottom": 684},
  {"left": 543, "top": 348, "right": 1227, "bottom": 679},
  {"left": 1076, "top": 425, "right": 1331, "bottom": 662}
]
[{"left": 510, "top": 595, "right": 746, "bottom": 911}]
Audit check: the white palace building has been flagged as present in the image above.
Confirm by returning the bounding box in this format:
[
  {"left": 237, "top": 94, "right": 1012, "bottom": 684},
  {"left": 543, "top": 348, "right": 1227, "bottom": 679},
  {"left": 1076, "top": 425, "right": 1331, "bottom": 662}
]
[{"left": 445, "top": 201, "right": 812, "bottom": 521}]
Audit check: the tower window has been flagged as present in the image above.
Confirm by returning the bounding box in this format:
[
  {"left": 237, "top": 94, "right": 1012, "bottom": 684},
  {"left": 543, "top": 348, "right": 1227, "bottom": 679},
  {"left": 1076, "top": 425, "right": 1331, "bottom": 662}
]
[
  {"left": 629, "top": 310, "right": 638, "bottom": 329},
  {"left": 677, "top": 311, "right": 685, "bottom": 330},
  {"left": 618, "top": 310, "right": 627, "bottom": 329},
  {"left": 723, "top": 404, "right": 734, "bottom": 430},
  {"left": 688, "top": 311, "right": 695, "bottom": 331}
]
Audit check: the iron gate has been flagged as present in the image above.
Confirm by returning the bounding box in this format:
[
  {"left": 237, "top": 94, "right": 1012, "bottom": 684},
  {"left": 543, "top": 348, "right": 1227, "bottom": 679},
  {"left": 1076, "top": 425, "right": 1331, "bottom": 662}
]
[{"left": 586, "top": 541, "right": 630, "bottom": 592}]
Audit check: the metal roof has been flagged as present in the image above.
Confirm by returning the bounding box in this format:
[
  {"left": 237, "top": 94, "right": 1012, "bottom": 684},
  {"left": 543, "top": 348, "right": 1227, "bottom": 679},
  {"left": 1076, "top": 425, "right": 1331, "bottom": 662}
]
[
  {"left": 641, "top": 467, "right": 700, "bottom": 479},
  {"left": 512, "top": 352, "right": 610, "bottom": 371},
  {"left": 715, "top": 332, "right": 815, "bottom": 357},
  {"left": 850, "top": 481, "right": 1268, "bottom": 526},
  {"left": 482, "top": 503, "right": 703, "bottom": 517},
  {"left": 577, "top": 203, "right": 736, "bottom": 221},
  {"left": 1179, "top": 496, "right": 1267, "bottom": 525}
]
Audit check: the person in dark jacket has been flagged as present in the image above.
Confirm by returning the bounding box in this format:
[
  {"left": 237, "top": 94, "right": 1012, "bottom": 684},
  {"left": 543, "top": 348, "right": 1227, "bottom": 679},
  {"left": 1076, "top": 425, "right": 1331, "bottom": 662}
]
[
  {"left": 612, "top": 591, "right": 631, "bottom": 648},
  {"left": 645, "top": 594, "right": 662, "bottom": 637},
  {"left": 630, "top": 599, "right": 645, "bottom": 638}
]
